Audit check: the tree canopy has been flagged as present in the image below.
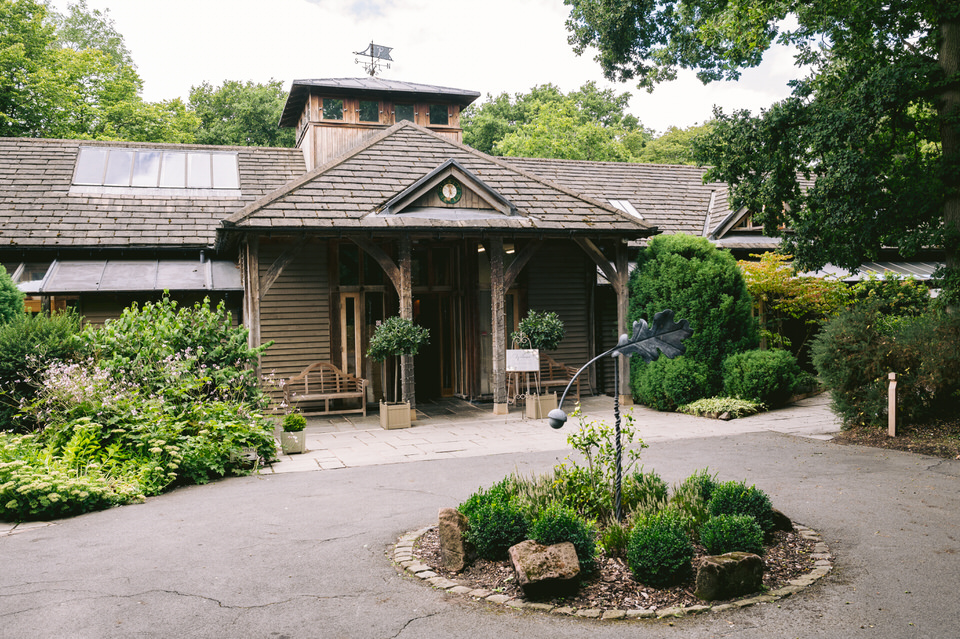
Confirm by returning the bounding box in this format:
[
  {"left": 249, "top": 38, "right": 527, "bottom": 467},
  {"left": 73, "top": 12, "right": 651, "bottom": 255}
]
[
  {"left": 189, "top": 79, "right": 294, "bottom": 147},
  {"left": 461, "top": 82, "right": 652, "bottom": 160},
  {"left": 566, "top": 0, "right": 960, "bottom": 304}
]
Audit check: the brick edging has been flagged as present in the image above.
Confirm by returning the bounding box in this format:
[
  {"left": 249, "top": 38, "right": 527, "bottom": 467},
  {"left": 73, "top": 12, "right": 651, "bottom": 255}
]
[{"left": 392, "top": 524, "right": 833, "bottom": 620}]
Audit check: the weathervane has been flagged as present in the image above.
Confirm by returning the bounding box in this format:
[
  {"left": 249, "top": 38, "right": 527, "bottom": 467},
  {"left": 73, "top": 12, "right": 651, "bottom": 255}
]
[{"left": 354, "top": 41, "right": 393, "bottom": 77}]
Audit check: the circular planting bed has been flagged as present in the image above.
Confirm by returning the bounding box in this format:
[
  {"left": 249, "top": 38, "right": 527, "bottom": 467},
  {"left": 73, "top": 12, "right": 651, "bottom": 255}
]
[{"left": 393, "top": 523, "right": 833, "bottom": 620}]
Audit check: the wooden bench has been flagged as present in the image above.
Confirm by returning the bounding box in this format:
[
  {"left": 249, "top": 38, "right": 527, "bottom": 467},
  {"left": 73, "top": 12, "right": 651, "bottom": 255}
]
[
  {"left": 508, "top": 353, "right": 581, "bottom": 403},
  {"left": 283, "top": 362, "right": 367, "bottom": 416}
]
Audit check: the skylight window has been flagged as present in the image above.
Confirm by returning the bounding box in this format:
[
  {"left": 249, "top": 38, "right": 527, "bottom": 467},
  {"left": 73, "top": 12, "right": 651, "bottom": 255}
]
[
  {"left": 73, "top": 147, "right": 240, "bottom": 190},
  {"left": 609, "top": 199, "right": 643, "bottom": 219}
]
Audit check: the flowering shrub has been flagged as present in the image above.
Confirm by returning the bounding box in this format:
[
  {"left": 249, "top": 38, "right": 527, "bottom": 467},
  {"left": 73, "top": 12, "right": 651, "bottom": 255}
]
[{"left": 0, "top": 296, "right": 276, "bottom": 522}]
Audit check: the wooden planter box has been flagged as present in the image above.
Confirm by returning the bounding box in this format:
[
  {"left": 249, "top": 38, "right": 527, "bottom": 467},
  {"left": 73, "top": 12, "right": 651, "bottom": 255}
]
[
  {"left": 525, "top": 392, "right": 558, "bottom": 419},
  {"left": 380, "top": 401, "right": 412, "bottom": 429},
  {"left": 280, "top": 430, "right": 306, "bottom": 455}
]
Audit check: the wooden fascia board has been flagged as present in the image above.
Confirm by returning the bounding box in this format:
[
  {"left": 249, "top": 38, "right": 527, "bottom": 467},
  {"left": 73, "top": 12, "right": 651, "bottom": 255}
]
[{"left": 381, "top": 159, "right": 516, "bottom": 216}]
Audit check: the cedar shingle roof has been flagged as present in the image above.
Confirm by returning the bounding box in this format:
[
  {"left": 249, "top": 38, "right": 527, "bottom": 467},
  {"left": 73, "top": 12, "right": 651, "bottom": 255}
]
[
  {"left": 0, "top": 138, "right": 305, "bottom": 250},
  {"left": 224, "top": 122, "right": 654, "bottom": 237},
  {"left": 500, "top": 157, "right": 735, "bottom": 238}
]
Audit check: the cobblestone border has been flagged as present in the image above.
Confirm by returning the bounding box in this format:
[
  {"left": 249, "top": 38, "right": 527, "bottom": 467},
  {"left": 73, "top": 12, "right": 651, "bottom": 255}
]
[{"left": 392, "top": 523, "right": 833, "bottom": 620}]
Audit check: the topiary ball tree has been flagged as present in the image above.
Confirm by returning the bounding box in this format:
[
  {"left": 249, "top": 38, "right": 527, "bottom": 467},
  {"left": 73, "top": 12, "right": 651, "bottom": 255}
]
[
  {"left": 510, "top": 310, "right": 565, "bottom": 351},
  {"left": 367, "top": 316, "right": 430, "bottom": 403},
  {"left": 628, "top": 234, "right": 758, "bottom": 403}
]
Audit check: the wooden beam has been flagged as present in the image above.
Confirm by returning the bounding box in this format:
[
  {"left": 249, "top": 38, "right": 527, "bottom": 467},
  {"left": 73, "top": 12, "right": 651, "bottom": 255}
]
[
  {"left": 503, "top": 239, "right": 543, "bottom": 291},
  {"left": 574, "top": 237, "right": 622, "bottom": 296},
  {"left": 490, "top": 236, "right": 508, "bottom": 414},
  {"left": 243, "top": 236, "right": 262, "bottom": 376},
  {"left": 398, "top": 235, "right": 416, "bottom": 412},
  {"left": 350, "top": 236, "right": 402, "bottom": 293},
  {"left": 615, "top": 240, "right": 632, "bottom": 404},
  {"left": 259, "top": 237, "right": 307, "bottom": 300}
]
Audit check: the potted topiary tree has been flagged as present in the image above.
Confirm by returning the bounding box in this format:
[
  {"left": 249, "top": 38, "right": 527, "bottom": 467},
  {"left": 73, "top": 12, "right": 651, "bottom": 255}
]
[
  {"left": 367, "top": 316, "right": 430, "bottom": 429},
  {"left": 280, "top": 411, "right": 307, "bottom": 455},
  {"left": 510, "top": 310, "right": 565, "bottom": 418}
]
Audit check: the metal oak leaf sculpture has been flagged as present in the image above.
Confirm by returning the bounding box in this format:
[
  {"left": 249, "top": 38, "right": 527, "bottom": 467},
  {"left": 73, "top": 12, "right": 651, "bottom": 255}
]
[{"left": 612, "top": 309, "right": 693, "bottom": 362}]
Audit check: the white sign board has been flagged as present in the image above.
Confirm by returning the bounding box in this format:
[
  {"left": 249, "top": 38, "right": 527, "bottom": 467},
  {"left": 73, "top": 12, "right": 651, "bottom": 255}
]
[{"left": 507, "top": 349, "right": 540, "bottom": 372}]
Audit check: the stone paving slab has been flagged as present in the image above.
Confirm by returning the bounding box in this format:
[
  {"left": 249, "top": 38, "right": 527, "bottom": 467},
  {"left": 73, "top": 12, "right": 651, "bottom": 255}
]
[{"left": 267, "top": 394, "right": 841, "bottom": 474}]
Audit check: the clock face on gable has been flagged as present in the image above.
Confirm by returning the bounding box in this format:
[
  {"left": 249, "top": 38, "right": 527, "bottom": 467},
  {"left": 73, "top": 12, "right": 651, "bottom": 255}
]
[{"left": 438, "top": 178, "right": 462, "bottom": 204}]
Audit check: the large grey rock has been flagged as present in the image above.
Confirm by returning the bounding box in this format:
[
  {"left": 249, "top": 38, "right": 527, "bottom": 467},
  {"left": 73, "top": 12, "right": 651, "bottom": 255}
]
[
  {"left": 438, "top": 508, "right": 473, "bottom": 573},
  {"left": 694, "top": 552, "right": 764, "bottom": 601},
  {"left": 771, "top": 508, "right": 794, "bottom": 532},
  {"left": 508, "top": 540, "right": 580, "bottom": 599}
]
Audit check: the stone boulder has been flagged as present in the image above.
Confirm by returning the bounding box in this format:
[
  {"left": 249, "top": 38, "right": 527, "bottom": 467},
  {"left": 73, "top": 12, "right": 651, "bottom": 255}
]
[
  {"left": 694, "top": 552, "right": 764, "bottom": 601},
  {"left": 438, "top": 508, "right": 473, "bottom": 573},
  {"left": 508, "top": 540, "right": 580, "bottom": 599},
  {"left": 771, "top": 507, "right": 794, "bottom": 533}
]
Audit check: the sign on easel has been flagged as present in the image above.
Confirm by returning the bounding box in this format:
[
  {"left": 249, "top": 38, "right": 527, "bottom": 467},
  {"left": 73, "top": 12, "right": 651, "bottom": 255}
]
[{"left": 507, "top": 349, "right": 539, "bottom": 372}]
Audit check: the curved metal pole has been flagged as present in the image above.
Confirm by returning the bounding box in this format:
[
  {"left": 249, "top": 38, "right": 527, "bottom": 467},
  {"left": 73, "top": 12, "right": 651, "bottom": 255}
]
[{"left": 547, "top": 343, "right": 622, "bottom": 429}]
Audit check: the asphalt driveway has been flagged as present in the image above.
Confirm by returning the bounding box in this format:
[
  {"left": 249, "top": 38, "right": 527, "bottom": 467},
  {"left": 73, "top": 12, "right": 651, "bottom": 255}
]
[{"left": 2, "top": 428, "right": 959, "bottom": 638}]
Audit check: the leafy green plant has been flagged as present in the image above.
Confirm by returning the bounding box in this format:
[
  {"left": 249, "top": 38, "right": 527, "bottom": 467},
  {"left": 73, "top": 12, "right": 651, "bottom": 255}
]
[
  {"left": 677, "top": 397, "right": 764, "bottom": 418},
  {"left": 458, "top": 477, "right": 515, "bottom": 521},
  {"left": 620, "top": 469, "right": 668, "bottom": 517},
  {"left": 634, "top": 355, "right": 712, "bottom": 411},
  {"left": 0, "top": 265, "right": 24, "bottom": 325},
  {"left": 529, "top": 503, "right": 597, "bottom": 571},
  {"left": 700, "top": 514, "right": 765, "bottom": 556},
  {"left": 366, "top": 316, "right": 430, "bottom": 402},
  {"left": 626, "top": 509, "right": 694, "bottom": 587},
  {"left": 598, "top": 519, "right": 632, "bottom": 557},
  {"left": 282, "top": 412, "right": 306, "bottom": 432},
  {"left": 465, "top": 500, "right": 529, "bottom": 561},
  {"left": 510, "top": 310, "right": 565, "bottom": 351},
  {"left": 708, "top": 480, "right": 775, "bottom": 534},
  {"left": 722, "top": 349, "right": 802, "bottom": 408},
  {"left": 665, "top": 469, "right": 718, "bottom": 540}
]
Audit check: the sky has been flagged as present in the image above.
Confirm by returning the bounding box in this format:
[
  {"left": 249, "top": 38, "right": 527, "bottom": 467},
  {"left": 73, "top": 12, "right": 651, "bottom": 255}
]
[{"left": 49, "top": 0, "right": 802, "bottom": 134}]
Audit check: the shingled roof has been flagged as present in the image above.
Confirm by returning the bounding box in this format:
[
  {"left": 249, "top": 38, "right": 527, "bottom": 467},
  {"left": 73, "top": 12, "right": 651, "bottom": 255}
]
[
  {"left": 223, "top": 121, "right": 655, "bottom": 238},
  {"left": 0, "top": 138, "right": 305, "bottom": 250},
  {"left": 501, "top": 157, "right": 734, "bottom": 238}
]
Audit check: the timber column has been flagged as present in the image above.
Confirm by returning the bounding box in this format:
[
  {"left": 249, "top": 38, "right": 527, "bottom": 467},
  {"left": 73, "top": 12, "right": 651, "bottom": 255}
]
[
  {"left": 242, "top": 235, "right": 262, "bottom": 376},
  {"left": 615, "top": 240, "right": 632, "bottom": 405},
  {"left": 398, "top": 235, "right": 416, "bottom": 413},
  {"left": 490, "top": 236, "right": 508, "bottom": 414}
]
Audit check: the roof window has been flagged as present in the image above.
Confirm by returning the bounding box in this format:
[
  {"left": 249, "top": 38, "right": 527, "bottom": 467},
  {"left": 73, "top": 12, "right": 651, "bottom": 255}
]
[{"left": 73, "top": 147, "right": 240, "bottom": 190}]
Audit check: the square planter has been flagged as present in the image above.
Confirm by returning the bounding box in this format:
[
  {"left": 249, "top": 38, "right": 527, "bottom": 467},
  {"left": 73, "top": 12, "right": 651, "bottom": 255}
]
[
  {"left": 380, "top": 401, "right": 412, "bottom": 429},
  {"left": 280, "top": 430, "right": 306, "bottom": 455},
  {"left": 525, "top": 392, "right": 558, "bottom": 419}
]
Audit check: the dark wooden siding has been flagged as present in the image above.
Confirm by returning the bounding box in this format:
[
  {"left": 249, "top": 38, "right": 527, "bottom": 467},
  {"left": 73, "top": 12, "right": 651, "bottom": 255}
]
[
  {"left": 526, "top": 241, "right": 594, "bottom": 394},
  {"left": 258, "top": 240, "right": 330, "bottom": 400}
]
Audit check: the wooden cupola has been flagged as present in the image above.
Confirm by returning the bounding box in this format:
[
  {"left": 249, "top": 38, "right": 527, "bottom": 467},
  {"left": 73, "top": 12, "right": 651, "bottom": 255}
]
[{"left": 279, "top": 78, "right": 481, "bottom": 170}]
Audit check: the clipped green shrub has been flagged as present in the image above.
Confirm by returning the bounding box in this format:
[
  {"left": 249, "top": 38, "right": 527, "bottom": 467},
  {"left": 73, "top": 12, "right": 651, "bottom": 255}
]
[
  {"left": 629, "top": 234, "right": 758, "bottom": 406},
  {"left": 626, "top": 510, "right": 694, "bottom": 587},
  {"left": 0, "top": 311, "right": 83, "bottom": 432},
  {"left": 282, "top": 413, "right": 306, "bottom": 432},
  {"left": 466, "top": 500, "right": 529, "bottom": 560},
  {"left": 529, "top": 503, "right": 597, "bottom": 571},
  {"left": 511, "top": 310, "right": 565, "bottom": 351},
  {"left": 621, "top": 469, "right": 669, "bottom": 517},
  {"left": 0, "top": 265, "right": 24, "bottom": 325},
  {"left": 634, "top": 356, "right": 712, "bottom": 411},
  {"left": 722, "top": 349, "right": 802, "bottom": 408},
  {"left": 700, "top": 514, "right": 765, "bottom": 555},
  {"left": 708, "top": 480, "right": 775, "bottom": 534},
  {"left": 458, "top": 477, "right": 515, "bottom": 521}
]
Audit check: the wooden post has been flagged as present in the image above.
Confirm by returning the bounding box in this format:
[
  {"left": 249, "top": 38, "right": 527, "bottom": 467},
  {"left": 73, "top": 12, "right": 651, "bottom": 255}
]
[
  {"left": 888, "top": 372, "right": 897, "bottom": 437},
  {"left": 398, "top": 235, "right": 416, "bottom": 415},
  {"left": 490, "top": 237, "right": 508, "bottom": 415},
  {"left": 243, "top": 236, "right": 262, "bottom": 372}
]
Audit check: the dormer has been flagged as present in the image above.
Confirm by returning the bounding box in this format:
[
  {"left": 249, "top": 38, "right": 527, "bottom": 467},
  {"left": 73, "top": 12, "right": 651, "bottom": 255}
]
[{"left": 279, "top": 78, "right": 480, "bottom": 170}]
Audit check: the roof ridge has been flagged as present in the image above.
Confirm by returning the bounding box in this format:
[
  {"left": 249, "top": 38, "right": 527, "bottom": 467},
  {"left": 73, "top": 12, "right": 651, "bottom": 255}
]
[{"left": 223, "top": 121, "right": 413, "bottom": 226}]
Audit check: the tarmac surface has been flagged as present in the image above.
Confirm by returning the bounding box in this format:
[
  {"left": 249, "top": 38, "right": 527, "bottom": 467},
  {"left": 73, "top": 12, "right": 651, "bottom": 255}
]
[{"left": 2, "top": 395, "right": 960, "bottom": 638}]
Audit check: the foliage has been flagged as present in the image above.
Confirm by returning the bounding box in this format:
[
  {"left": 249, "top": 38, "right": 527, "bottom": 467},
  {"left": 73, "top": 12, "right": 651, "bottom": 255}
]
[
  {"left": 458, "top": 477, "right": 515, "bottom": 521},
  {"left": 0, "top": 265, "right": 24, "bottom": 324},
  {"left": 367, "top": 317, "right": 430, "bottom": 361},
  {"left": 700, "top": 514, "right": 765, "bottom": 556},
  {"left": 667, "top": 469, "right": 718, "bottom": 540},
  {"left": 620, "top": 469, "right": 668, "bottom": 517},
  {"left": 811, "top": 306, "right": 960, "bottom": 427},
  {"left": 0, "top": 311, "right": 83, "bottom": 432},
  {"left": 282, "top": 413, "right": 306, "bottom": 432},
  {"left": 849, "top": 274, "right": 931, "bottom": 317},
  {"left": 738, "top": 253, "right": 850, "bottom": 351},
  {"left": 722, "top": 349, "right": 802, "bottom": 408},
  {"left": 708, "top": 481, "right": 775, "bottom": 534},
  {"left": 510, "top": 310, "right": 565, "bottom": 351},
  {"left": 629, "top": 234, "right": 758, "bottom": 405},
  {"left": 633, "top": 355, "right": 712, "bottom": 412},
  {"left": 529, "top": 503, "right": 598, "bottom": 571},
  {"left": 677, "top": 397, "right": 765, "bottom": 419},
  {"left": 626, "top": 509, "right": 694, "bottom": 587},
  {"left": 461, "top": 82, "right": 652, "bottom": 159},
  {"left": 189, "top": 79, "right": 295, "bottom": 147},
  {"left": 598, "top": 519, "right": 631, "bottom": 557},
  {"left": 635, "top": 122, "right": 715, "bottom": 165},
  {"left": 465, "top": 499, "right": 529, "bottom": 561}
]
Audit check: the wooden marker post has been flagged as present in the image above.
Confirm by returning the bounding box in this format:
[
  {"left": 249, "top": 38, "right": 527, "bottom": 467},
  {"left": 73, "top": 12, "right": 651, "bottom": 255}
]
[{"left": 888, "top": 372, "right": 897, "bottom": 437}]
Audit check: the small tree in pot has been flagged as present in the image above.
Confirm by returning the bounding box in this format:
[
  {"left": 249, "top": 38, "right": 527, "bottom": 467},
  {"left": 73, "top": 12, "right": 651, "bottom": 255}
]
[
  {"left": 511, "top": 311, "right": 565, "bottom": 417},
  {"left": 367, "top": 316, "right": 430, "bottom": 428},
  {"left": 280, "top": 411, "right": 307, "bottom": 455}
]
